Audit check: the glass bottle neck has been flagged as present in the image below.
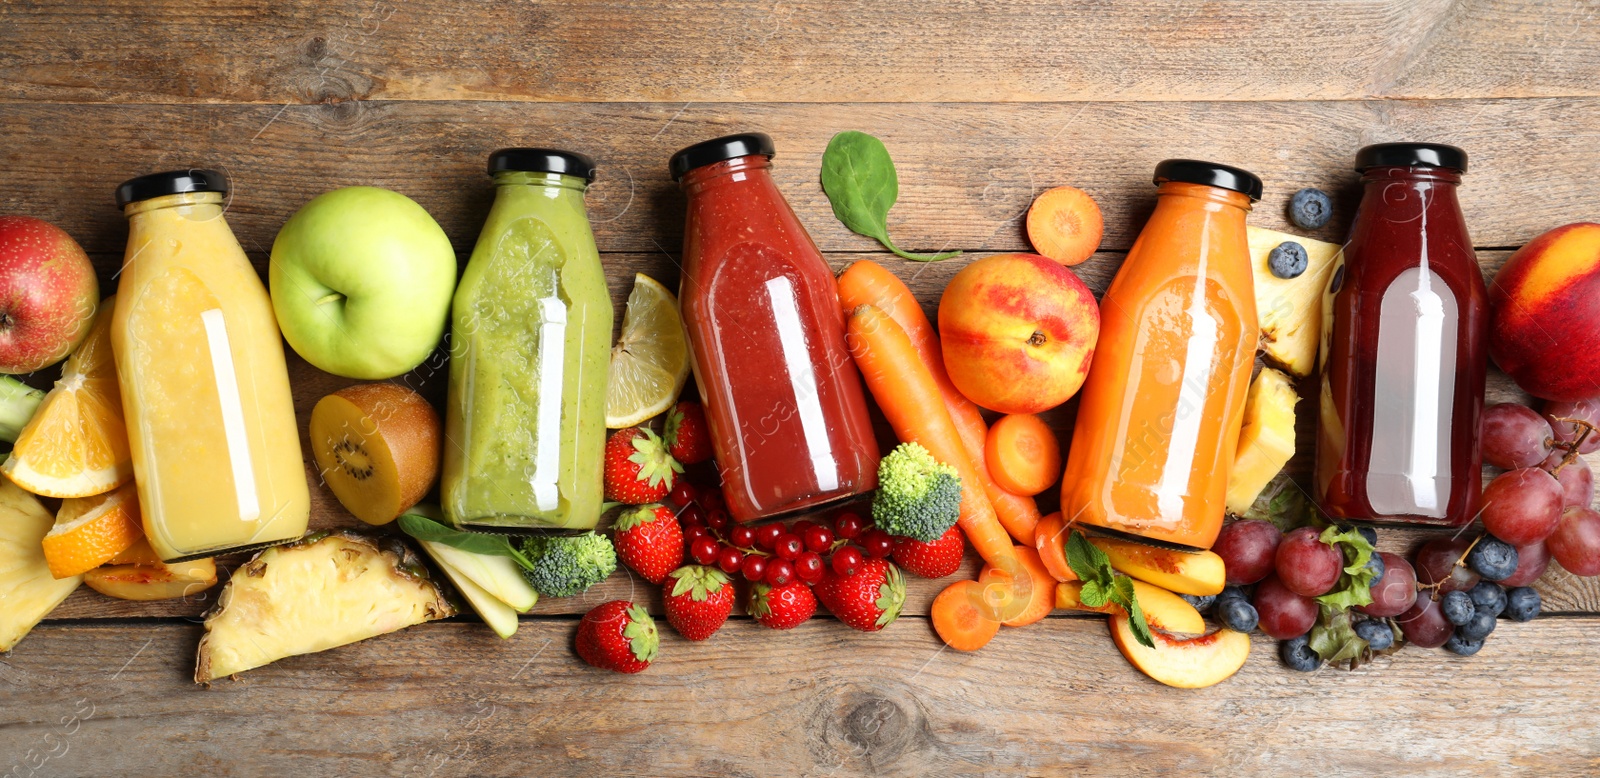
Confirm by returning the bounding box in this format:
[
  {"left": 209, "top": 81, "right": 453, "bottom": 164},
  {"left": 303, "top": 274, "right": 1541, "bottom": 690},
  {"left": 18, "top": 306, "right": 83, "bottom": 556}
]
[
  {"left": 123, "top": 191, "right": 226, "bottom": 221},
  {"left": 1153, "top": 181, "right": 1254, "bottom": 215},
  {"left": 493, "top": 171, "right": 588, "bottom": 195},
  {"left": 679, "top": 155, "right": 772, "bottom": 196}
]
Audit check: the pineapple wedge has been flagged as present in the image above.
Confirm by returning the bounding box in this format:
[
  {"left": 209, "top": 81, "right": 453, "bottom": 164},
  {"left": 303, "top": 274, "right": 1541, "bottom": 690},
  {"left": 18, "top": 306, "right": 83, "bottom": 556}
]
[
  {"left": 0, "top": 478, "right": 82, "bottom": 652},
  {"left": 195, "top": 531, "right": 454, "bottom": 682},
  {"left": 1246, "top": 227, "right": 1341, "bottom": 377},
  {"left": 1225, "top": 367, "right": 1299, "bottom": 515}
]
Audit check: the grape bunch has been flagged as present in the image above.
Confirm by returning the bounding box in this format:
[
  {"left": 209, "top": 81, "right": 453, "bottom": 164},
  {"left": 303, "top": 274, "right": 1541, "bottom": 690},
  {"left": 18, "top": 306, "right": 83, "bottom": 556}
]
[{"left": 1479, "top": 399, "right": 1600, "bottom": 574}]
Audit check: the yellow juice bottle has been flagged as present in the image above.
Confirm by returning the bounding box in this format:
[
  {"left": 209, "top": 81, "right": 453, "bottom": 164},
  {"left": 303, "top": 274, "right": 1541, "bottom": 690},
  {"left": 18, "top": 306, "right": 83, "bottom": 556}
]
[{"left": 113, "top": 170, "right": 309, "bottom": 561}]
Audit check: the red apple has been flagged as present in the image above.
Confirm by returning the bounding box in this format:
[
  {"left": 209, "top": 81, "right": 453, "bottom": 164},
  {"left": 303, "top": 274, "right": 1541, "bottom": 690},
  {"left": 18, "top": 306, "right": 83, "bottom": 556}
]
[
  {"left": 1489, "top": 223, "right": 1600, "bottom": 401},
  {"left": 0, "top": 217, "right": 99, "bottom": 374},
  {"left": 937, "top": 253, "right": 1099, "bottom": 414}
]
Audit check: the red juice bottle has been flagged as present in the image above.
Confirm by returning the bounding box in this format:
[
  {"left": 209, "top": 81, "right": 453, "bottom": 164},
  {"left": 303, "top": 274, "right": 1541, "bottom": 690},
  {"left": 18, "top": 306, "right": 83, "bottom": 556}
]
[
  {"left": 671, "top": 133, "right": 880, "bottom": 523},
  {"left": 1315, "top": 143, "right": 1489, "bottom": 526}
]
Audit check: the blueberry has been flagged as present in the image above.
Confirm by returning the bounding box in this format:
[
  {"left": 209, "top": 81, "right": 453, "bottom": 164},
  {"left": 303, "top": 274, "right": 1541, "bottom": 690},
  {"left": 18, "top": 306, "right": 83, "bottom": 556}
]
[
  {"left": 1356, "top": 526, "right": 1379, "bottom": 546},
  {"left": 1468, "top": 581, "right": 1508, "bottom": 618},
  {"left": 1180, "top": 593, "right": 1217, "bottom": 614},
  {"left": 1458, "top": 609, "right": 1497, "bottom": 641},
  {"left": 1219, "top": 597, "right": 1259, "bottom": 633},
  {"left": 1289, "top": 187, "right": 1333, "bottom": 230},
  {"left": 1441, "top": 589, "right": 1475, "bottom": 626},
  {"left": 1467, "top": 537, "right": 1519, "bottom": 582},
  {"left": 1354, "top": 619, "right": 1394, "bottom": 651},
  {"left": 1280, "top": 635, "right": 1321, "bottom": 672},
  {"left": 1365, "top": 552, "right": 1385, "bottom": 582},
  {"left": 1505, "top": 587, "right": 1541, "bottom": 621},
  {"left": 1444, "top": 631, "right": 1485, "bottom": 656},
  {"left": 1268, "top": 241, "right": 1309, "bottom": 279},
  {"left": 1218, "top": 584, "right": 1250, "bottom": 604}
]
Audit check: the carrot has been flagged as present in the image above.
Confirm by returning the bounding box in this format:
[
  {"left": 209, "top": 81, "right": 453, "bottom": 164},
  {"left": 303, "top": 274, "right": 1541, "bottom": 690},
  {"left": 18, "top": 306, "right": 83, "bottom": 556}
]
[
  {"left": 1032, "top": 511, "right": 1077, "bottom": 583},
  {"left": 1026, "top": 186, "right": 1104, "bottom": 266},
  {"left": 931, "top": 580, "right": 1001, "bottom": 652},
  {"left": 845, "top": 304, "right": 1030, "bottom": 610},
  {"left": 981, "top": 546, "right": 1056, "bottom": 627},
  {"left": 985, "top": 414, "right": 1062, "bottom": 497},
  {"left": 837, "top": 260, "right": 1041, "bottom": 546}
]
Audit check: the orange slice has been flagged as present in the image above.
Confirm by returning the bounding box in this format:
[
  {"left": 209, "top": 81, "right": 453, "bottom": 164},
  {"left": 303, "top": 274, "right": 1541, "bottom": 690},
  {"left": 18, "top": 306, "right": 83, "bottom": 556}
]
[
  {"left": 2, "top": 297, "right": 132, "bottom": 498},
  {"left": 41, "top": 481, "right": 143, "bottom": 579}
]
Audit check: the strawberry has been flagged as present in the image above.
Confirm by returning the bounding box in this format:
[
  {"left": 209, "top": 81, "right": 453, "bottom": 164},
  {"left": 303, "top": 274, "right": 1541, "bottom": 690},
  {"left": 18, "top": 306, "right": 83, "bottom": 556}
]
[
  {"left": 750, "top": 580, "right": 817, "bottom": 630},
  {"left": 664, "top": 401, "right": 713, "bottom": 465},
  {"left": 613, "top": 504, "right": 684, "bottom": 585},
  {"left": 662, "top": 565, "right": 734, "bottom": 641},
  {"left": 814, "top": 558, "right": 905, "bottom": 632},
  {"left": 575, "top": 600, "right": 658, "bottom": 673},
  {"left": 890, "top": 525, "right": 966, "bottom": 579},
  {"left": 604, "top": 427, "right": 683, "bottom": 504}
]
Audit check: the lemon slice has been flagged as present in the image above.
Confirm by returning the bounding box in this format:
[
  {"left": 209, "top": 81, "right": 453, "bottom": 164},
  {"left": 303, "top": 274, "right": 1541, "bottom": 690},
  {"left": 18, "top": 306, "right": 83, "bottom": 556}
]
[
  {"left": 606, "top": 274, "right": 690, "bottom": 428},
  {"left": 41, "top": 481, "right": 142, "bottom": 579},
  {"left": 3, "top": 298, "right": 133, "bottom": 498}
]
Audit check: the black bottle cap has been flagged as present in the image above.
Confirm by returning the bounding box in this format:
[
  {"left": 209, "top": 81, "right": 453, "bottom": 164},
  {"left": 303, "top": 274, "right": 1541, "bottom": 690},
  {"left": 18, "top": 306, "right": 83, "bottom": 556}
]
[
  {"left": 1355, "top": 142, "right": 1468, "bottom": 173},
  {"left": 487, "top": 148, "right": 597, "bottom": 181},
  {"left": 115, "top": 169, "right": 228, "bottom": 207},
  {"left": 1153, "top": 159, "right": 1264, "bottom": 201},
  {"left": 669, "top": 133, "right": 776, "bottom": 180}
]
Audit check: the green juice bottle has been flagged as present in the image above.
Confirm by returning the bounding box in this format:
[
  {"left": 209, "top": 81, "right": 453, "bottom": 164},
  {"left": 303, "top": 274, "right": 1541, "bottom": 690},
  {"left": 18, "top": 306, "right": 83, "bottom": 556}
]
[{"left": 442, "top": 149, "right": 612, "bottom": 531}]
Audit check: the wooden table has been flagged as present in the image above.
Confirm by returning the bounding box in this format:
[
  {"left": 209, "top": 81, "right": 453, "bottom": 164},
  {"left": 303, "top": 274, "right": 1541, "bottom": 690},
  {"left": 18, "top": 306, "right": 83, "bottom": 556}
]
[{"left": 5, "top": 2, "right": 1600, "bottom": 775}]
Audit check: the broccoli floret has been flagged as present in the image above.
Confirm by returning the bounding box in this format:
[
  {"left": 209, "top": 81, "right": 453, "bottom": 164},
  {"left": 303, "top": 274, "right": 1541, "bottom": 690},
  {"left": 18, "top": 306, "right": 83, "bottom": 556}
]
[
  {"left": 520, "top": 532, "right": 617, "bottom": 597},
  {"left": 871, "top": 442, "right": 962, "bottom": 542}
]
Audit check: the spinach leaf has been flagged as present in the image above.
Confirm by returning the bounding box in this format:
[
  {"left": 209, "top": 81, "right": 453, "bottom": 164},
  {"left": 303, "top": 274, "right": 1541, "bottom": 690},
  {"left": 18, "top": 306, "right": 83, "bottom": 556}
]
[
  {"left": 820, "top": 131, "right": 960, "bottom": 262},
  {"left": 398, "top": 513, "right": 534, "bottom": 570}
]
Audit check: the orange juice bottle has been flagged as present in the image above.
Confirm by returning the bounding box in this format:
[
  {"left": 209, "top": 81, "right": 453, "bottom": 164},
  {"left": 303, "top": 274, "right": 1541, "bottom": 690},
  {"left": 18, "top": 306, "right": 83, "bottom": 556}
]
[{"left": 1060, "top": 160, "right": 1261, "bottom": 550}]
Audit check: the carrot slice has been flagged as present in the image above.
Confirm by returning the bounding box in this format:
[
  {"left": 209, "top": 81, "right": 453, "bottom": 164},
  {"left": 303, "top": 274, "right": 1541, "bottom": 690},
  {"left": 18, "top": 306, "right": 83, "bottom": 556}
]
[
  {"left": 932, "top": 580, "right": 1001, "bottom": 652},
  {"left": 1033, "top": 511, "right": 1077, "bottom": 583},
  {"left": 985, "top": 414, "right": 1062, "bottom": 497},
  {"left": 1026, "top": 186, "right": 1104, "bottom": 266},
  {"left": 982, "top": 545, "right": 1056, "bottom": 627}
]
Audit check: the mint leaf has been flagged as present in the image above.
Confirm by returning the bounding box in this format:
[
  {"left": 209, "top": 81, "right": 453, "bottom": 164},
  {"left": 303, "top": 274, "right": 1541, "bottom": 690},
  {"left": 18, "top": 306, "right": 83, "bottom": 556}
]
[
  {"left": 1064, "top": 530, "right": 1112, "bottom": 585},
  {"left": 1078, "top": 580, "right": 1108, "bottom": 608},
  {"left": 1111, "top": 576, "right": 1156, "bottom": 649},
  {"left": 1314, "top": 525, "right": 1378, "bottom": 609}
]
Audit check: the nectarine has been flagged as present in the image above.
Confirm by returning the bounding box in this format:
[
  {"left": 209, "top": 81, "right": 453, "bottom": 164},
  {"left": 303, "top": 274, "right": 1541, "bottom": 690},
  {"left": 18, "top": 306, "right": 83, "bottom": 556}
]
[
  {"left": 1109, "top": 615, "right": 1251, "bottom": 689},
  {"left": 1489, "top": 223, "right": 1600, "bottom": 401}
]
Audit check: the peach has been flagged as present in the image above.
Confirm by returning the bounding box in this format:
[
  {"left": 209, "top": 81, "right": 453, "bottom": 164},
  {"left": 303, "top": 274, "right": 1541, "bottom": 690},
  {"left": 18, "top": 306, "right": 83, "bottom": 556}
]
[
  {"left": 938, "top": 253, "right": 1099, "bottom": 414},
  {"left": 1088, "top": 536, "right": 1227, "bottom": 597},
  {"left": 1053, "top": 579, "right": 1205, "bottom": 634},
  {"left": 1489, "top": 223, "right": 1600, "bottom": 401},
  {"left": 1109, "top": 615, "right": 1251, "bottom": 689}
]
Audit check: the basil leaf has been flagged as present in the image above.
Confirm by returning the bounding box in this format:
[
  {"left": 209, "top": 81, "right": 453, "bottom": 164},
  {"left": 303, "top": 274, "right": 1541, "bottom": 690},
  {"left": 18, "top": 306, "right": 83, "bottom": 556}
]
[
  {"left": 820, "top": 131, "right": 961, "bottom": 262},
  {"left": 398, "top": 513, "right": 533, "bottom": 570}
]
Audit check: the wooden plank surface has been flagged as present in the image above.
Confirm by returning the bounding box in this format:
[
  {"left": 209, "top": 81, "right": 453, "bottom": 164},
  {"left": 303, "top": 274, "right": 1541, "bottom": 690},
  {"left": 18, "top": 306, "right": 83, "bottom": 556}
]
[{"left": 3, "top": 0, "right": 1599, "bottom": 104}]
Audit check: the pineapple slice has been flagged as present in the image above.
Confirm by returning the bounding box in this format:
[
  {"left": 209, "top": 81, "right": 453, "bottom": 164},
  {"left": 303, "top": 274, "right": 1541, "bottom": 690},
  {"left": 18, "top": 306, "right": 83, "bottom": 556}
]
[
  {"left": 1246, "top": 227, "right": 1341, "bottom": 377},
  {"left": 0, "top": 478, "right": 82, "bottom": 652},
  {"left": 1225, "top": 367, "right": 1299, "bottom": 515},
  {"left": 195, "top": 531, "right": 454, "bottom": 682}
]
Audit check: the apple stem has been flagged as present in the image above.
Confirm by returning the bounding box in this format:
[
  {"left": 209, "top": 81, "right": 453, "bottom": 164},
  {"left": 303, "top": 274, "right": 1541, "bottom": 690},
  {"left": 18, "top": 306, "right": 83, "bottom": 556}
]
[
  {"left": 315, "top": 292, "right": 345, "bottom": 307},
  {"left": 0, "top": 375, "right": 44, "bottom": 443}
]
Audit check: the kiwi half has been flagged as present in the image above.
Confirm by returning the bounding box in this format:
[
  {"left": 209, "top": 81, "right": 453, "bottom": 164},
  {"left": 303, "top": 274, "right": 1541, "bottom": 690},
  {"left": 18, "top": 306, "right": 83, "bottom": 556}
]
[{"left": 310, "top": 383, "right": 441, "bottom": 525}]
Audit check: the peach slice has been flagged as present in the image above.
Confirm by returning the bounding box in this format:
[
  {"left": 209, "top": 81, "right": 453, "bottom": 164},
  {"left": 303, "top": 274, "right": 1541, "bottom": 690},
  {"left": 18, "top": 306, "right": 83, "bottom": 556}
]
[
  {"left": 1109, "top": 615, "right": 1251, "bottom": 689},
  {"left": 1089, "top": 536, "right": 1226, "bottom": 596},
  {"left": 1054, "top": 580, "right": 1205, "bottom": 635},
  {"left": 84, "top": 558, "right": 218, "bottom": 601}
]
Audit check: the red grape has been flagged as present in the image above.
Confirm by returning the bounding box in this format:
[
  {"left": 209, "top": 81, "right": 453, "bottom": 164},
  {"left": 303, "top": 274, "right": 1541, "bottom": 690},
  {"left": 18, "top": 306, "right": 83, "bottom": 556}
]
[
  {"left": 1214, "top": 519, "right": 1282, "bottom": 585},
  {"left": 763, "top": 559, "right": 795, "bottom": 586},
  {"left": 1501, "top": 540, "right": 1550, "bottom": 587},
  {"left": 1481, "top": 467, "right": 1564, "bottom": 545},
  {"left": 1253, "top": 574, "right": 1319, "bottom": 640},
  {"left": 1413, "top": 537, "right": 1481, "bottom": 594},
  {"left": 1553, "top": 456, "right": 1595, "bottom": 510},
  {"left": 1274, "top": 526, "right": 1343, "bottom": 597},
  {"left": 1544, "top": 397, "right": 1600, "bottom": 455},
  {"left": 1358, "top": 551, "right": 1418, "bottom": 618},
  {"left": 795, "top": 552, "right": 824, "bottom": 583},
  {"left": 1396, "top": 594, "right": 1453, "bottom": 649},
  {"left": 1481, "top": 403, "right": 1554, "bottom": 470},
  {"left": 717, "top": 547, "right": 745, "bottom": 574},
  {"left": 1549, "top": 506, "right": 1600, "bottom": 576}
]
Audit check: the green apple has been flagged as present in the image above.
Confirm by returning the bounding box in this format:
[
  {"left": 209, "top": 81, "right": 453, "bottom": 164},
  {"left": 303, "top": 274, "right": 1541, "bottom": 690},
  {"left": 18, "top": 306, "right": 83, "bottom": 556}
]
[{"left": 269, "top": 187, "right": 457, "bottom": 379}]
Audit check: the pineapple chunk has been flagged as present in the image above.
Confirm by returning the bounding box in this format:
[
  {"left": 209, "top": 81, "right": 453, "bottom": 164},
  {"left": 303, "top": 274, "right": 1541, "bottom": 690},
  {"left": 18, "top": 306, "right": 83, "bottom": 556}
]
[
  {"left": 195, "top": 531, "right": 454, "bottom": 682},
  {"left": 1226, "top": 367, "right": 1299, "bottom": 515},
  {"left": 0, "top": 478, "right": 82, "bottom": 652},
  {"left": 1246, "top": 227, "right": 1341, "bottom": 377}
]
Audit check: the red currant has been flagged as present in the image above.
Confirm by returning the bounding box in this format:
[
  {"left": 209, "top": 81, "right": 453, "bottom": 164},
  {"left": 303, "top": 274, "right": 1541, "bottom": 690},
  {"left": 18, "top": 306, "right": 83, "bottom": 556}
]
[
  {"left": 684, "top": 524, "right": 709, "bottom": 544},
  {"left": 764, "top": 559, "right": 795, "bottom": 586},
  {"left": 775, "top": 533, "right": 804, "bottom": 560},
  {"left": 755, "top": 524, "right": 784, "bottom": 550},
  {"left": 706, "top": 508, "right": 730, "bottom": 531},
  {"left": 795, "top": 551, "right": 824, "bottom": 583},
  {"left": 861, "top": 529, "right": 893, "bottom": 558},
  {"left": 701, "top": 490, "right": 726, "bottom": 513},
  {"left": 804, "top": 525, "right": 835, "bottom": 553},
  {"left": 730, "top": 525, "right": 756, "bottom": 548},
  {"left": 690, "top": 537, "right": 720, "bottom": 566},
  {"left": 741, "top": 554, "right": 768, "bottom": 582},
  {"left": 679, "top": 504, "right": 706, "bottom": 528},
  {"left": 668, "top": 479, "right": 698, "bottom": 508},
  {"left": 831, "top": 546, "right": 864, "bottom": 577},
  {"left": 792, "top": 519, "right": 818, "bottom": 537},
  {"left": 834, "top": 512, "right": 865, "bottom": 541},
  {"left": 717, "top": 546, "right": 744, "bottom": 574}
]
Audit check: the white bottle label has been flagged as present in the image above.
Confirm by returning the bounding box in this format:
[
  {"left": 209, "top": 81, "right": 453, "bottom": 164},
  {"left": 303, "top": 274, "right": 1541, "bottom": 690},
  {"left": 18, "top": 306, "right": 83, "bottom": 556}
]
[{"left": 1367, "top": 266, "right": 1458, "bottom": 518}]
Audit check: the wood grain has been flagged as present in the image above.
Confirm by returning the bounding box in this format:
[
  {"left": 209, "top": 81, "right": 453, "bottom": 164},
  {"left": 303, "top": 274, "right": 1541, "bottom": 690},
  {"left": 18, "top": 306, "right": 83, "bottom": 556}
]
[
  {"left": 3, "top": 100, "right": 1599, "bottom": 262},
  {"left": 3, "top": 1, "right": 1598, "bottom": 105},
  {"left": 4, "top": 618, "right": 1600, "bottom": 777}
]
